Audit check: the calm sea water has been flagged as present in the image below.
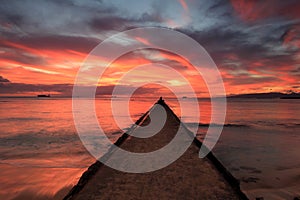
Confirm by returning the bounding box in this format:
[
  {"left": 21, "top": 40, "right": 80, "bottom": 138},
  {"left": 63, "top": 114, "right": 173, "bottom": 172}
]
[{"left": 0, "top": 98, "right": 299, "bottom": 199}]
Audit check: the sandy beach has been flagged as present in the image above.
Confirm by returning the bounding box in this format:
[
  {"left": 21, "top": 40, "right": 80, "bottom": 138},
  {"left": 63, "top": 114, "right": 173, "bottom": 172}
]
[{"left": 64, "top": 99, "right": 246, "bottom": 200}]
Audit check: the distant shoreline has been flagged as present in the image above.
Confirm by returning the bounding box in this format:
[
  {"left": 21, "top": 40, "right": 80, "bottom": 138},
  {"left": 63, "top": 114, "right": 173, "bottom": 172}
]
[
  {"left": 0, "top": 92, "right": 299, "bottom": 99},
  {"left": 227, "top": 92, "right": 300, "bottom": 99}
]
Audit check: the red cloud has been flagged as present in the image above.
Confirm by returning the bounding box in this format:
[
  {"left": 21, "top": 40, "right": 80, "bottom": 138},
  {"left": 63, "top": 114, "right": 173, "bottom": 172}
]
[
  {"left": 230, "top": 0, "right": 300, "bottom": 22},
  {"left": 282, "top": 25, "right": 300, "bottom": 49}
]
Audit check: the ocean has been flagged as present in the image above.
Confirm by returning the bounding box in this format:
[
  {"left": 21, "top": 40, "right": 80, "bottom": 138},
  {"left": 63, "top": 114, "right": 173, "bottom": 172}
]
[{"left": 0, "top": 98, "right": 299, "bottom": 199}]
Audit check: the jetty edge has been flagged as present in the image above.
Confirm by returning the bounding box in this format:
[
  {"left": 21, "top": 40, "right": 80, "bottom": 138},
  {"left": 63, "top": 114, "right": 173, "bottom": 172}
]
[{"left": 64, "top": 98, "right": 248, "bottom": 200}]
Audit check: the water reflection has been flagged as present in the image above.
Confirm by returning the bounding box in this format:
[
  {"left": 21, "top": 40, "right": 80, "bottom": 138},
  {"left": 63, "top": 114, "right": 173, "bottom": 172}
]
[{"left": 0, "top": 98, "right": 299, "bottom": 199}]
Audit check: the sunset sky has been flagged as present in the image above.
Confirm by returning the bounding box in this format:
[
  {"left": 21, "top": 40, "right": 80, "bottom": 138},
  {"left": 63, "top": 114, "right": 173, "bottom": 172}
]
[{"left": 0, "top": 0, "right": 299, "bottom": 97}]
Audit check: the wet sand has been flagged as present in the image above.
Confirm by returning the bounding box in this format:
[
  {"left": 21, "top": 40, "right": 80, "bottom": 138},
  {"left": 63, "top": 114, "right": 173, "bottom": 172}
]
[{"left": 64, "top": 100, "right": 247, "bottom": 200}]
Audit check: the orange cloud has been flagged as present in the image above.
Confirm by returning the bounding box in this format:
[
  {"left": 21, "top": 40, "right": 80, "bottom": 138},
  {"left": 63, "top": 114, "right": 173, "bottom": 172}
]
[
  {"left": 0, "top": 40, "right": 88, "bottom": 85},
  {"left": 282, "top": 25, "right": 300, "bottom": 49},
  {"left": 230, "top": 0, "right": 300, "bottom": 22},
  {"left": 1, "top": 37, "right": 298, "bottom": 97}
]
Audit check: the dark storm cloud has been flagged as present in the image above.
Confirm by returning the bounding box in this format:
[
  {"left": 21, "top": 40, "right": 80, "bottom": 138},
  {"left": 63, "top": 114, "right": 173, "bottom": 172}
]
[
  {"left": 176, "top": 20, "right": 299, "bottom": 81},
  {"left": 0, "top": 0, "right": 115, "bottom": 34},
  {"left": 0, "top": 0, "right": 299, "bottom": 94},
  {"left": 230, "top": 0, "right": 300, "bottom": 22},
  {"left": 89, "top": 11, "right": 163, "bottom": 31},
  {"left": 179, "top": 24, "right": 291, "bottom": 62},
  {"left": 89, "top": 16, "right": 131, "bottom": 31},
  {"left": 0, "top": 0, "right": 164, "bottom": 57},
  {"left": 0, "top": 0, "right": 163, "bottom": 37},
  {"left": 1, "top": 0, "right": 299, "bottom": 56}
]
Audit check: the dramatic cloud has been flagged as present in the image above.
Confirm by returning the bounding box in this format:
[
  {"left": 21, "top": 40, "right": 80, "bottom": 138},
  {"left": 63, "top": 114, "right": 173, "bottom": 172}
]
[
  {"left": 281, "top": 24, "right": 300, "bottom": 49},
  {"left": 230, "top": 0, "right": 300, "bottom": 22},
  {"left": 0, "top": 0, "right": 299, "bottom": 96}
]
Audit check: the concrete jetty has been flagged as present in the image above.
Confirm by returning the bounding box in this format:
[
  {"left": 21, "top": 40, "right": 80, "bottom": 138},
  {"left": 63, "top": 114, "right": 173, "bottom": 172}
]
[{"left": 64, "top": 98, "right": 248, "bottom": 200}]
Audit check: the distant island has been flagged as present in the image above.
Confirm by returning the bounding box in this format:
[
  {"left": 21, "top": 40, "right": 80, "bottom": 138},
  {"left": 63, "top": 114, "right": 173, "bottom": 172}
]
[{"left": 228, "top": 92, "right": 300, "bottom": 99}]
